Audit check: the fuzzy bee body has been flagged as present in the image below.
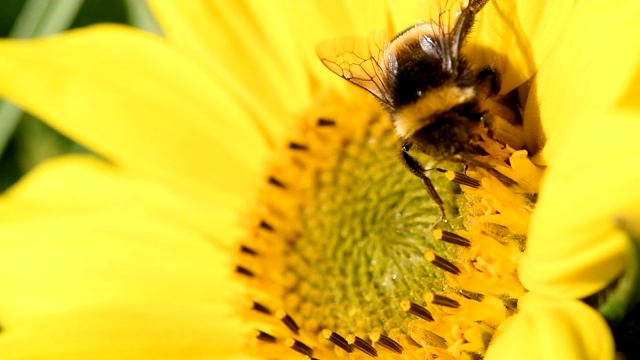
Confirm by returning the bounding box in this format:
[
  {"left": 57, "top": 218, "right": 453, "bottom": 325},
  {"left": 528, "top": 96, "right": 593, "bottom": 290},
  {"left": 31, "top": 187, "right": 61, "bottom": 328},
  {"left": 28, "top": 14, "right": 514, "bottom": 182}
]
[{"left": 316, "top": 0, "right": 519, "bottom": 221}]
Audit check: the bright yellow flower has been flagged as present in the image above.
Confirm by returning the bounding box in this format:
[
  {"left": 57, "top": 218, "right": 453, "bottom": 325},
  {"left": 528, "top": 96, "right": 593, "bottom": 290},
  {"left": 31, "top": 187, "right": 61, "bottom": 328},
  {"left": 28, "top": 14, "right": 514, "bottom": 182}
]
[{"left": 0, "top": 0, "right": 635, "bottom": 359}]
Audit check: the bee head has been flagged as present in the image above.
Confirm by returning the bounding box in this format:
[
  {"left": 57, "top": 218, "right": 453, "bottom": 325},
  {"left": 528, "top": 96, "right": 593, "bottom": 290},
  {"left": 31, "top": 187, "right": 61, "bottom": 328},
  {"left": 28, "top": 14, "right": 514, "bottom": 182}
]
[{"left": 411, "top": 101, "right": 485, "bottom": 157}]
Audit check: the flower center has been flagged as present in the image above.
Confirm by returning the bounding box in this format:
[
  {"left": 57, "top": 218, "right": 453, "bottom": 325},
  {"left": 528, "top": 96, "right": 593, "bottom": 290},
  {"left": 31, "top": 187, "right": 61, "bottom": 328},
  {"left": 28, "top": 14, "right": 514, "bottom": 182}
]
[{"left": 235, "top": 90, "right": 542, "bottom": 359}]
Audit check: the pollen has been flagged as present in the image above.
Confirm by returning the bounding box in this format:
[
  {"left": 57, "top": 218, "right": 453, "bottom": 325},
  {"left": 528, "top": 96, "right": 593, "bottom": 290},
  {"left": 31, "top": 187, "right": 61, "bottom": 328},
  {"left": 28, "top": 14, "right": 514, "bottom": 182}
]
[{"left": 233, "top": 90, "right": 542, "bottom": 359}]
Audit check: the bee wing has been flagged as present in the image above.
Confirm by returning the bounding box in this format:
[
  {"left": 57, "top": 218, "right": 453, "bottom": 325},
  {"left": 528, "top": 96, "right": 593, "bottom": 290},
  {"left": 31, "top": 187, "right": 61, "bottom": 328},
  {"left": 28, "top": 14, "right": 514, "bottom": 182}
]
[{"left": 316, "top": 30, "right": 393, "bottom": 107}]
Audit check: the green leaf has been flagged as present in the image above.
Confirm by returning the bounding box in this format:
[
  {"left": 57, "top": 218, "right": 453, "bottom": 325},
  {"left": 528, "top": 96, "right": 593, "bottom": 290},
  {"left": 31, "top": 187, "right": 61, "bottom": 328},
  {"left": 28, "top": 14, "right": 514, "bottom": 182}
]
[{"left": 598, "top": 217, "right": 640, "bottom": 324}]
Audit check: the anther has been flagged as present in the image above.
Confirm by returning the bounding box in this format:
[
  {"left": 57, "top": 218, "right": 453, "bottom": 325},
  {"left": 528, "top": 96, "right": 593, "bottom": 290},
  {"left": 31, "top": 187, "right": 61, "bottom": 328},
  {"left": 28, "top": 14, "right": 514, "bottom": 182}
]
[
  {"left": 259, "top": 220, "right": 274, "bottom": 232},
  {"left": 347, "top": 335, "right": 377, "bottom": 357},
  {"left": 424, "top": 292, "right": 460, "bottom": 308},
  {"left": 322, "top": 329, "right": 353, "bottom": 353},
  {"left": 254, "top": 329, "right": 276, "bottom": 343},
  {"left": 286, "top": 338, "right": 314, "bottom": 356},
  {"left": 425, "top": 251, "right": 461, "bottom": 275},
  {"left": 456, "top": 289, "right": 485, "bottom": 301},
  {"left": 276, "top": 309, "right": 300, "bottom": 335},
  {"left": 444, "top": 170, "right": 481, "bottom": 188},
  {"left": 268, "top": 176, "right": 286, "bottom": 188},
  {"left": 409, "top": 325, "right": 448, "bottom": 349},
  {"left": 251, "top": 301, "right": 271, "bottom": 315},
  {"left": 400, "top": 299, "right": 434, "bottom": 321},
  {"left": 433, "top": 229, "right": 471, "bottom": 247},
  {"left": 235, "top": 265, "right": 254, "bottom": 277},
  {"left": 317, "top": 118, "right": 336, "bottom": 126},
  {"left": 240, "top": 244, "right": 258, "bottom": 255},
  {"left": 288, "top": 141, "right": 309, "bottom": 151},
  {"left": 502, "top": 296, "right": 518, "bottom": 311},
  {"left": 370, "top": 332, "right": 403, "bottom": 354},
  {"left": 487, "top": 168, "right": 518, "bottom": 187}
]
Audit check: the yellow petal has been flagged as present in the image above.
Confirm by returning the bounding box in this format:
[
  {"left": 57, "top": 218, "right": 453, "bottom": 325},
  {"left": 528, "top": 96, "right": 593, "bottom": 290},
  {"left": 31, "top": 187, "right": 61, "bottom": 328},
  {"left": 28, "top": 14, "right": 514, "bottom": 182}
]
[
  {"left": 3, "top": 155, "right": 243, "bottom": 242},
  {"left": 522, "top": 108, "right": 640, "bottom": 298},
  {"left": 617, "top": 64, "right": 640, "bottom": 111},
  {"left": 286, "top": 0, "right": 387, "bottom": 92},
  {"left": 472, "top": 0, "right": 533, "bottom": 93},
  {"left": 0, "top": 305, "right": 252, "bottom": 360},
  {"left": 486, "top": 293, "right": 614, "bottom": 360},
  {"left": 386, "top": 0, "right": 433, "bottom": 33},
  {"left": 0, "top": 182, "right": 241, "bottom": 322},
  {"left": 345, "top": 0, "right": 389, "bottom": 35},
  {"left": 0, "top": 24, "right": 268, "bottom": 206},
  {"left": 532, "top": 0, "right": 640, "bottom": 159},
  {"left": 516, "top": 0, "right": 575, "bottom": 80},
  {"left": 147, "top": 0, "right": 310, "bottom": 144}
]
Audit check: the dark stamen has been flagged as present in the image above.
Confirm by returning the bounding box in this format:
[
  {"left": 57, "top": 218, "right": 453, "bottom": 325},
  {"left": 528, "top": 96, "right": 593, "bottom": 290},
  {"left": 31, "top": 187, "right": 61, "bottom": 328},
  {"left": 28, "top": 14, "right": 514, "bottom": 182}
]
[
  {"left": 372, "top": 333, "right": 403, "bottom": 354},
  {"left": 276, "top": 310, "right": 300, "bottom": 335},
  {"left": 289, "top": 142, "right": 309, "bottom": 151},
  {"left": 425, "top": 251, "right": 461, "bottom": 275},
  {"left": 286, "top": 338, "right": 314, "bottom": 356},
  {"left": 501, "top": 296, "right": 519, "bottom": 311},
  {"left": 523, "top": 192, "right": 538, "bottom": 204},
  {"left": 259, "top": 220, "right": 274, "bottom": 231},
  {"left": 348, "top": 335, "right": 378, "bottom": 357},
  {"left": 434, "top": 229, "right": 471, "bottom": 247},
  {"left": 418, "top": 328, "right": 448, "bottom": 349},
  {"left": 401, "top": 300, "right": 434, "bottom": 321},
  {"left": 322, "top": 330, "right": 353, "bottom": 353},
  {"left": 240, "top": 244, "right": 258, "bottom": 255},
  {"left": 487, "top": 168, "right": 518, "bottom": 187},
  {"left": 235, "top": 265, "right": 254, "bottom": 277},
  {"left": 255, "top": 329, "right": 276, "bottom": 343},
  {"left": 251, "top": 301, "right": 271, "bottom": 315},
  {"left": 268, "top": 176, "right": 286, "bottom": 188},
  {"left": 424, "top": 292, "right": 460, "bottom": 308},
  {"left": 457, "top": 289, "right": 485, "bottom": 301},
  {"left": 317, "top": 118, "right": 336, "bottom": 126},
  {"left": 445, "top": 170, "right": 481, "bottom": 188}
]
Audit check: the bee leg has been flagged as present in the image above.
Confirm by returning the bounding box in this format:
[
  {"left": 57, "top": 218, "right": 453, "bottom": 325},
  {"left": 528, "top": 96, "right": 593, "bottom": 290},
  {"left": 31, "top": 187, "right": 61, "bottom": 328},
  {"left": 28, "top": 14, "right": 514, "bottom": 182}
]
[
  {"left": 400, "top": 150, "right": 446, "bottom": 225},
  {"left": 476, "top": 66, "right": 500, "bottom": 98},
  {"left": 451, "top": 0, "right": 489, "bottom": 61}
]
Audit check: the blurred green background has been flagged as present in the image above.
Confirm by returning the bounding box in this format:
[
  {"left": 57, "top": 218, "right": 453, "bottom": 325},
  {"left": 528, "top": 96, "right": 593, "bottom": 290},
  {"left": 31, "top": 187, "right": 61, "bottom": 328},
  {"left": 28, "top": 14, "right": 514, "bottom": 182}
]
[{"left": 0, "top": 0, "right": 158, "bottom": 192}]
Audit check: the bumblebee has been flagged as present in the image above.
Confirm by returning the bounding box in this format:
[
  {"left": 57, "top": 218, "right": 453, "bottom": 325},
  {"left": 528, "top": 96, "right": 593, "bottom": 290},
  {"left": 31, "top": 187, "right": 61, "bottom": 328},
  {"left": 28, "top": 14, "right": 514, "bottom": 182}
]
[{"left": 316, "top": 0, "right": 522, "bottom": 221}]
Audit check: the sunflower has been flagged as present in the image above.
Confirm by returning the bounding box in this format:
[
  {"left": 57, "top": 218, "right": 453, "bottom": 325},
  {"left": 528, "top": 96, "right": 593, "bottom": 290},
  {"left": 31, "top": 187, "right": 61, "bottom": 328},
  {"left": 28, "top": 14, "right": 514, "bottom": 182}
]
[{"left": 0, "top": 0, "right": 637, "bottom": 359}]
